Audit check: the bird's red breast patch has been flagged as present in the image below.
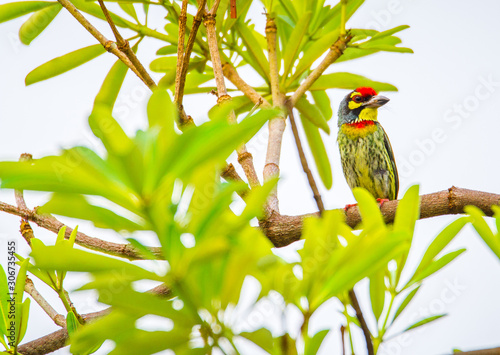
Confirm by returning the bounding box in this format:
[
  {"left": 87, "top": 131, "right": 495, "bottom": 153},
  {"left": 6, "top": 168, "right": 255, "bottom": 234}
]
[
  {"left": 355, "top": 87, "right": 377, "bottom": 97},
  {"left": 341, "top": 120, "right": 377, "bottom": 139}
]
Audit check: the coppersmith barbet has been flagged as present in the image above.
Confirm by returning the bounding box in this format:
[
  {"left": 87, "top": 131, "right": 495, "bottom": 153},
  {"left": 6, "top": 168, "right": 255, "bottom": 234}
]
[{"left": 337, "top": 87, "right": 399, "bottom": 201}]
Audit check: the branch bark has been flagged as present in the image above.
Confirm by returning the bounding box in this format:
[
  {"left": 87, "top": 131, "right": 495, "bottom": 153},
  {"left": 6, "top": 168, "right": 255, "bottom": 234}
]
[
  {"left": 25, "top": 278, "right": 66, "bottom": 328},
  {"left": 18, "top": 284, "right": 170, "bottom": 355},
  {"left": 204, "top": 9, "right": 261, "bottom": 188},
  {"left": 289, "top": 34, "right": 352, "bottom": 106},
  {"left": 263, "top": 15, "right": 286, "bottom": 214},
  {"left": 261, "top": 187, "right": 500, "bottom": 247},
  {"left": 0, "top": 201, "right": 161, "bottom": 260},
  {"left": 56, "top": 0, "right": 156, "bottom": 90}
]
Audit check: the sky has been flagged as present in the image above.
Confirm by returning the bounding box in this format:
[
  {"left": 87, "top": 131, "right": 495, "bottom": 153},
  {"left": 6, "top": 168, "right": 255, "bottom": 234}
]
[{"left": 1, "top": 0, "right": 500, "bottom": 354}]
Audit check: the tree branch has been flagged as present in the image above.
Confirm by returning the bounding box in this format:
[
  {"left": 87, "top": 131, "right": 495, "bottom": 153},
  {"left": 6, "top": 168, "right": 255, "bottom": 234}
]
[
  {"left": 0, "top": 202, "right": 161, "bottom": 260},
  {"left": 452, "top": 347, "right": 500, "bottom": 354},
  {"left": 261, "top": 187, "right": 500, "bottom": 247},
  {"left": 349, "top": 289, "right": 374, "bottom": 355},
  {"left": 222, "top": 62, "right": 270, "bottom": 107},
  {"left": 175, "top": 0, "right": 206, "bottom": 126},
  {"left": 289, "top": 33, "right": 352, "bottom": 107},
  {"left": 263, "top": 15, "right": 285, "bottom": 214},
  {"left": 25, "top": 277, "right": 66, "bottom": 328},
  {"left": 56, "top": 0, "right": 156, "bottom": 90},
  {"left": 204, "top": 10, "right": 261, "bottom": 188},
  {"left": 18, "top": 284, "right": 171, "bottom": 355},
  {"left": 286, "top": 100, "right": 325, "bottom": 215},
  {"left": 97, "top": 0, "right": 157, "bottom": 89}
]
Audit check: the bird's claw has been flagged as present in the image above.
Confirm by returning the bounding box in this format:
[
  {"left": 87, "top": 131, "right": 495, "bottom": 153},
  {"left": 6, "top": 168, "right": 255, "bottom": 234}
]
[
  {"left": 344, "top": 203, "right": 358, "bottom": 212},
  {"left": 376, "top": 198, "right": 390, "bottom": 208}
]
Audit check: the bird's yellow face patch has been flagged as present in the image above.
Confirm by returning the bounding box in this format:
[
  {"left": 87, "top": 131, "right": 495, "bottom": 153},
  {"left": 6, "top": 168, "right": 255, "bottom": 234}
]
[
  {"left": 359, "top": 107, "right": 378, "bottom": 121},
  {"left": 348, "top": 92, "right": 363, "bottom": 109}
]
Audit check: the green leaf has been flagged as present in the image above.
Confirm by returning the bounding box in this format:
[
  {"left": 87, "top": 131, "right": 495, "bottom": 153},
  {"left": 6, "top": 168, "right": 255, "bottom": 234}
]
[
  {"left": 147, "top": 89, "right": 176, "bottom": 141},
  {"left": 295, "top": 96, "right": 330, "bottom": 133},
  {"left": 235, "top": 22, "right": 270, "bottom": 80},
  {"left": 371, "top": 25, "right": 410, "bottom": 40},
  {"left": 466, "top": 205, "right": 500, "bottom": 260},
  {"left": 369, "top": 270, "right": 385, "bottom": 321},
  {"left": 311, "top": 90, "right": 333, "bottom": 121},
  {"left": 89, "top": 105, "right": 134, "bottom": 156},
  {"left": 66, "top": 311, "right": 79, "bottom": 337},
  {"left": 70, "top": 0, "right": 133, "bottom": 28},
  {"left": 0, "top": 1, "right": 55, "bottom": 23},
  {"left": 39, "top": 193, "right": 145, "bottom": 232},
  {"left": 17, "top": 298, "right": 30, "bottom": 345},
  {"left": 305, "top": 329, "right": 329, "bottom": 355},
  {"left": 19, "top": 3, "right": 61, "bottom": 45},
  {"left": 407, "top": 217, "right": 468, "bottom": 287},
  {"left": 353, "top": 188, "right": 385, "bottom": 231},
  {"left": 109, "top": 329, "right": 190, "bottom": 355},
  {"left": 282, "top": 11, "right": 312, "bottom": 80},
  {"left": 393, "top": 285, "right": 421, "bottom": 322},
  {"left": 309, "top": 72, "right": 397, "bottom": 92},
  {"left": 93, "top": 58, "right": 130, "bottom": 114},
  {"left": 119, "top": 3, "right": 138, "bottom": 22},
  {"left": 300, "top": 115, "right": 332, "bottom": 190},
  {"left": 26, "top": 43, "right": 106, "bottom": 85},
  {"left": 239, "top": 328, "right": 274, "bottom": 353},
  {"left": 404, "top": 314, "right": 446, "bottom": 332},
  {"left": 290, "top": 29, "right": 340, "bottom": 84},
  {"left": 0, "top": 265, "right": 9, "bottom": 338},
  {"left": 30, "top": 239, "right": 161, "bottom": 281},
  {"left": 393, "top": 185, "right": 420, "bottom": 236},
  {"left": 411, "top": 249, "right": 466, "bottom": 285}
]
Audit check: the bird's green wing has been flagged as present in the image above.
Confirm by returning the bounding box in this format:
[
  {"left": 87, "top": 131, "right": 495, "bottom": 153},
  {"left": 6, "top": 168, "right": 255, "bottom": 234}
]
[{"left": 378, "top": 123, "right": 399, "bottom": 199}]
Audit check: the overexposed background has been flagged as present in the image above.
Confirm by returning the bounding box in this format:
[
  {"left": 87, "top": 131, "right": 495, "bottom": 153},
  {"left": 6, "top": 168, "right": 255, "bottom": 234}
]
[{"left": 1, "top": 0, "right": 500, "bottom": 354}]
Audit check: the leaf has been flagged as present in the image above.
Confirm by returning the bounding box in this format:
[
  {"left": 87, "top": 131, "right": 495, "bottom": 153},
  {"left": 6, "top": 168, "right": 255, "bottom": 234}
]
[
  {"left": 466, "top": 205, "right": 500, "bottom": 260},
  {"left": 407, "top": 217, "right": 468, "bottom": 287},
  {"left": 369, "top": 270, "right": 385, "bottom": 321},
  {"left": 282, "top": 11, "right": 312, "bottom": 80},
  {"left": 0, "top": 265, "right": 9, "bottom": 338},
  {"left": 235, "top": 21, "right": 270, "bottom": 80},
  {"left": 109, "top": 329, "right": 190, "bottom": 355},
  {"left": 295, "top": 96, "right": 330, "bottom": 133},
  {"left": 371, "top": 25, "right": 410, "bottom": 40},
  {"left": 119, "top": 3, "right": 138, "bottom": 22},
  {"left": 309, "top": 72, "right": 398, "bottom": 92},
  {"left": 393, "top": 285, "right": 421, "bottom": 322},
  {"left": 404, "top": 314, "right": 446, "bottom": 332},
  {"left": 93, "top": 57, "right": 130, "bottom": 114},
  {"left": 393, "top": 185, "right": 420, "bottom": 236},
  {"left": 410, "top": 249, "right": 466, "bottom": 285},
  {"left": 30, "top": 239, "right": 161, "bottom": 281},
  {"left": 39, "top": 193, "right": 145, "bottom": 232},
  {"left": 66, "top": 311, "right": 79, "bottom": 337},
  {"left": 353, "top": 188, "right": 385, "bottom": 232},
  {"left": 239, "top": 328, "right": 274, "bottom": 353},
  {"left": 300, "top": 115, "right": 332, "bottom": 190},
  {"left": 147, "top": 89, "right": 176, "bottom": 142},
  {"left": 19, "top": 3, "right": 61, "bottom": 45},
  {"left": 26, "top": 44, "right": 106, "bottom": 85},
  {"left": 304, "top": 329, "right": 329, "bottom": 355},
  {"left": 17, "top": 298, "right": 30, "bottom": 345},
  {"left": 0, "top": 1, "right": 55, "bottom": 23},
  {"left": 311, "top": 90, "right": 333, "bottom": 121}
]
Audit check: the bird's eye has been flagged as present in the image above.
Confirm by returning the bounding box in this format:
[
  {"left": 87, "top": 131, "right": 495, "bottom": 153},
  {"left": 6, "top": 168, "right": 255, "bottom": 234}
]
[{"left": 353, "top": 96, "right": 362, "bottom": 103}]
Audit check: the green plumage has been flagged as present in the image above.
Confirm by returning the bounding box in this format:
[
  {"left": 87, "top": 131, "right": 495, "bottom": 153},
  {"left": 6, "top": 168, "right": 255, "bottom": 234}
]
[{"left": 337, "top": 122, "right": 398, "bottom": 200}]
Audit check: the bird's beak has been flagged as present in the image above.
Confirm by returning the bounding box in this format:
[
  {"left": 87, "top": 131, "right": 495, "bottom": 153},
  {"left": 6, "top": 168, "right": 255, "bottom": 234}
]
[{"left": 363, "top": 95, "right": 390, "bottom": 108}]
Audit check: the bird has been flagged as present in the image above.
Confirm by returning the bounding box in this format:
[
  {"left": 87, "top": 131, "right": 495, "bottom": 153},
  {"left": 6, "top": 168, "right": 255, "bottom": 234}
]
[{"left": 337, "top": 86, "right": 399, "bottom": 203}]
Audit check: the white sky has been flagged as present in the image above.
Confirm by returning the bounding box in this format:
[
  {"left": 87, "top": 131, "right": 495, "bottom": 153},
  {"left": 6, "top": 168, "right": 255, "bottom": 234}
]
[{"left": 1, "top": 0, "right": 500, "bottom": 354}]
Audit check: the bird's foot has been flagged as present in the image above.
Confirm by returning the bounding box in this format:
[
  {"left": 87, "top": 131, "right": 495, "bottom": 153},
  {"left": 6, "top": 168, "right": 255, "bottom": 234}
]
[
  {"left": 344, "top": 203, "right": 358, "bottom": 212},
  {"left": 376, "top": 198, "right": 390, "bottom": 208}
]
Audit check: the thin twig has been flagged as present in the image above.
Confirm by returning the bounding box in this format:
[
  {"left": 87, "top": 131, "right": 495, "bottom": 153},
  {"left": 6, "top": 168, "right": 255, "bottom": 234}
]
[
  {"left": 174, "top": 0, "right": 189, "bottom": 102},
  {"left": 56, "top": 0, "right": 155, "bottom": 89},
  {"left": 222, "top": 62, "right": 270, "bottom": 106},
  {"left": 97, "top": 0, "right": 156, "bottom": 89},
  {"left": 341, "top": 325, "right": 346, "bottom": 355},
  {"left": 25, "top": 278, "right": 66, "bottom": 328},
  {"left": 285, "top": 100, "right": 325, "bottom": 214},
  {"left": 289, "top": 34, "right": 352, "bottom": 106},
  {"left": 204, "top": 10, "right": 261, "bottom": 188},
  {"left": 175, "top": 0, "right": 206, "bottom": 125},
  {"left": 0, "top": 201, "right": 162, "bottom": 260},
  {"left": 18, "top": 284, "right": 171, "bottom": 355},
  {"left": 349, "top": 289, "right": 374, "bottom": 355},
  {"left": 264, "top": 15, "right": 286, "bottom": 214}
]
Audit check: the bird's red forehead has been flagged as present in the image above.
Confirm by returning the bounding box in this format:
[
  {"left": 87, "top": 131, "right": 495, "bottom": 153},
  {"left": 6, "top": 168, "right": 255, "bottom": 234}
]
[{"left": 355, "top": 87, "right": 377, "bottom": 97}]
